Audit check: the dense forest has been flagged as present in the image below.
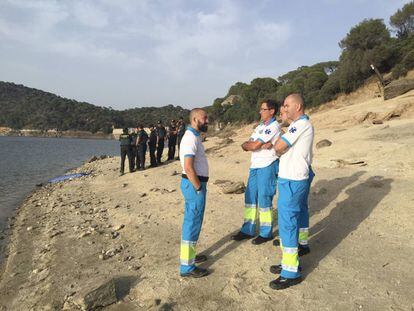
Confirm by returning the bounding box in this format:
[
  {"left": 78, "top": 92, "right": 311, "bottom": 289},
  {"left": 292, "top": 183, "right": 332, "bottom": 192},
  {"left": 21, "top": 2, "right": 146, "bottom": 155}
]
[
  {"left": 0, "top": 82, "right": 189, "bottom": 133},
  {"left": 209, "top": 2, "right": 414, "bottom": 123}
]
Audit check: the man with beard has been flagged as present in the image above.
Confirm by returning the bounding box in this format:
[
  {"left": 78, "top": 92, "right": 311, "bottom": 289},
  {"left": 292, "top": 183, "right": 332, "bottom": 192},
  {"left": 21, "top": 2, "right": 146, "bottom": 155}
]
[{"left": 178, "top": 108, "right": 210, "bottom": 278}]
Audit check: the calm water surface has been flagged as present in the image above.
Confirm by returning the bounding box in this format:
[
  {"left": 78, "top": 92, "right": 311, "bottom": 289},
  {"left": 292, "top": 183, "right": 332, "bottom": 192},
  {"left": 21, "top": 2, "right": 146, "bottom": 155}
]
[{"left": 0, "top": 136, "right": 119, "bottom": 231}]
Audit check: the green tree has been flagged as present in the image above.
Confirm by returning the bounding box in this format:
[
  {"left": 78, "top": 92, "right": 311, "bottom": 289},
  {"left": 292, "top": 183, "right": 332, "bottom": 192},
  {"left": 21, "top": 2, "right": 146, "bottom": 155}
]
[
  {"left": 338, "top": 19, "right": 392, "bottom": 93},
  {"left": 390, "top": 1, "right": 414, "bottom": 38}
]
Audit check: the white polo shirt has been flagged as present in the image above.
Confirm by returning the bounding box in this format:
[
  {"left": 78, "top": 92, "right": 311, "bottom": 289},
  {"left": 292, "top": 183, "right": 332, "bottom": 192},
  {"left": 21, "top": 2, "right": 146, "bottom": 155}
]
[
  {"left": 249, "top": 118, "right": 281, "bottom": 169},
  {"left": 278, "top": 115, "right": 314, "bottom": 181},
  {"left": 179, "top": 127, "right": 209, "bottom": 177}
]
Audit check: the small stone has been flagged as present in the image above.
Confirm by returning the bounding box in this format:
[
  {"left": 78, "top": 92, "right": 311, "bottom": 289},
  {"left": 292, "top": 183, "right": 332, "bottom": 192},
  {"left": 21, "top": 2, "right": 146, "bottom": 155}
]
[
  {"left": 26, "top": 226, "right": 33, "bottom": 231},
  {"left": 122, "top": 183, "right": 128, "bottom": 188},
  {"left": 114, "top": 224, "right": 125, "bottom": 231},
  {"left": 79, "top": 232, "right": 91, "bottom": 238},
  {"left": 316, "top": 139, "right": 332, "bottom": 149}
]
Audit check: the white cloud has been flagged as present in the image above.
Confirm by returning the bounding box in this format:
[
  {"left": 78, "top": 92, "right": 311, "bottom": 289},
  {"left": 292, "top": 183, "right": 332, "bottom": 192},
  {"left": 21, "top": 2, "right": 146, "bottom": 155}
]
[{"left": 0, "top": 0, "right": 294, "bottom": 107}]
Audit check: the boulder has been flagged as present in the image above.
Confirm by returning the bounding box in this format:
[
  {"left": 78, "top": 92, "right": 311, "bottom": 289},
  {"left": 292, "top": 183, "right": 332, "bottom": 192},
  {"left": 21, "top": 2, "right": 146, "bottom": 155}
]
[
  {"left": 316, "top": 139, "right": 332, "bottom": 149},
  {"left": 221, "top": 181, "right": 246, "bottom": 194},
  {"left": 75, "top": 279, "right": 117, "bottom": 310},
  {"left": 384, "top": 79, "right": 414, "bottom": 100}
]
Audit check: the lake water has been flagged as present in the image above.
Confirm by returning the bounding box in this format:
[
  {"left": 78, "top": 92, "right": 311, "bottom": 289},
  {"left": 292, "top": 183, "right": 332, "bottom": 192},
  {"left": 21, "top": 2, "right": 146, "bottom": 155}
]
[{"left": 0, "top": 136, "right": 119, "bottom": 231}]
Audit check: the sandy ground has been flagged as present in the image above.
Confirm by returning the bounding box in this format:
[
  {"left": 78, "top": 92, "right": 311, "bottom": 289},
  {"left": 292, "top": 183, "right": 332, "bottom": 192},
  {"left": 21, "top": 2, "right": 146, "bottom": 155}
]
[{"left": 0, "top": 88, "right": 414, "bottom": 311}]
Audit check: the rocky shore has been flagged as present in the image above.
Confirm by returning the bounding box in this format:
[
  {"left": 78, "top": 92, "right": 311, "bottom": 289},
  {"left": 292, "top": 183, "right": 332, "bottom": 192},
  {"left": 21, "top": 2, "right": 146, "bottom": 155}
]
[
  {"left": 1, "top": 89, "right": 414, "bottom": 310},
  {"left": 0, "top": 128, "right": 113, "bottom": 140}
]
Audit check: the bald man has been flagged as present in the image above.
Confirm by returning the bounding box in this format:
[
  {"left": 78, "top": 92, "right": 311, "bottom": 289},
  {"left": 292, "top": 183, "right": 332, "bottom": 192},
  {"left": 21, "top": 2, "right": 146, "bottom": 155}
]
[
  {"left": 269, "top": 94, "right": 314, "bottom": 290},
  {"left": 273, "top": 101, "right": 315, "bottom": 254},
  {"left": 178, "top": 108, "right": 210, "bottom": 278}
]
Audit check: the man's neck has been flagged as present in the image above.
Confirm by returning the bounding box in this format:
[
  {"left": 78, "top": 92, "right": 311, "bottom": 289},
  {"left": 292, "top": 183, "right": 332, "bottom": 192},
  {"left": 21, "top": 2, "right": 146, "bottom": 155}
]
[
  {"left": 190, "top": 125, "right": 199, "bottom": 132},
  {"left": 292, "top": 113, "right": 305, "bottom": 122},
  {"left": 263, "top": 117, "right": 274, "bottom": 125}
]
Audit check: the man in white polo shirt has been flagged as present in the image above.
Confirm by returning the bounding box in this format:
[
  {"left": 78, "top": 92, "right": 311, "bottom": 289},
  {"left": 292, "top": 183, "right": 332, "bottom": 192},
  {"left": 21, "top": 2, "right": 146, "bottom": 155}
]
[
  {"left": 231, "top": 100, "right": 281, "bottom": 245},
  {"left": 269, "top": 93, "right": 314, "bottom": 290},
  {"left": 179, "top": 108, "right": 210, "bottom": 278},
  {"left": 272, "top": 101, "right": 315, "bottom": 256}
]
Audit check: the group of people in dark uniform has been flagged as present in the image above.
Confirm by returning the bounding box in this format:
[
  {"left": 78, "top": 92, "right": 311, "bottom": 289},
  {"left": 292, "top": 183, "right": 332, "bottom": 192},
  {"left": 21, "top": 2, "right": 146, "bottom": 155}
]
[{"left": 118, "top": 118, "right": 186, "bottom": 176}]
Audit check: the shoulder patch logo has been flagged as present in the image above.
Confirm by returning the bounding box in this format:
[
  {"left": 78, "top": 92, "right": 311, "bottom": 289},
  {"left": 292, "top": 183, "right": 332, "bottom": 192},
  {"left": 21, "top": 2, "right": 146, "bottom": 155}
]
[
  {"left": 265, "top": 129, "right": 271, "bottom": 135},
  {"left": 289, "top": 127, "right": 297, "bottom": 133}
]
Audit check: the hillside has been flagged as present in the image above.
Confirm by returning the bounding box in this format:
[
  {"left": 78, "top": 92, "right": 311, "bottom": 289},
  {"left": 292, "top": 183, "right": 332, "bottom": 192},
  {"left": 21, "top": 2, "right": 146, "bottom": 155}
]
[
  {"left": 0, "top": 82, "right": 189, "bottom": 133},
  {"left": 1, "top": 81, "right": 413, "bottom": 310}
]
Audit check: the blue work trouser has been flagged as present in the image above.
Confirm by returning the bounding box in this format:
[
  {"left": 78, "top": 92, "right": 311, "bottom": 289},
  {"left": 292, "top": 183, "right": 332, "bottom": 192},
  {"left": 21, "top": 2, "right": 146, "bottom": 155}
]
[
  {"left": 241, "top": 160, "right": 279, "bottom": 238},
  {"left": 298, "top": 167, "right": 315, "bottom": 247},
  {"left": 277, "top": 178, "right": 308, "bottom": 279},
  {"left": 180, "top": 178, "right": 207, "bottom": 274}
]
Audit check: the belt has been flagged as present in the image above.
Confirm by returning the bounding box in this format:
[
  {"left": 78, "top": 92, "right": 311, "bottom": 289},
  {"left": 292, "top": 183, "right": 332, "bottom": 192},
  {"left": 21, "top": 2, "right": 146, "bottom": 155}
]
[{"left": 182, "top": 174, "right": 209, "bottom": 182}]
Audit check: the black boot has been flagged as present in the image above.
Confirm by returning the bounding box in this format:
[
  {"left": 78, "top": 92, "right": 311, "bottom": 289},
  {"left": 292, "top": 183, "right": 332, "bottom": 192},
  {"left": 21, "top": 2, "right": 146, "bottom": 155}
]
[
  {"left": 269, "top": 276, "right": 302, "bottom": 290},
  {"left": 251, "top": 236, "right": 273, "bottom": 245},
  {"left": 299, "top": 244, "right": 311, "bottom": 257},
  {"left": 231, "top": 231, "right": 253, "bottom": 241},
  {"left": 180, "top": 267, "right": 209, "bottom": 278}
]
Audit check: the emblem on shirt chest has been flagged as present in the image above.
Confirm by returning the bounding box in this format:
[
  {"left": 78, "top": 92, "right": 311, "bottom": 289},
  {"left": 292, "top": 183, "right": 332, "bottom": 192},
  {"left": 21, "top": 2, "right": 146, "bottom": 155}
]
[{"left": 289, "top": 127, "right": 297, "bottom": 133}]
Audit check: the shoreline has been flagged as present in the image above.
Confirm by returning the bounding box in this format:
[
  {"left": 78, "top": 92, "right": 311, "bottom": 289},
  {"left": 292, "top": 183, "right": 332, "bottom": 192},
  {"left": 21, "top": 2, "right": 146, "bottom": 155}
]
[
  {"left": 0, "top": 92, "right": 413, "bottom": 309},
  {"left": 0, "top": 130, "right": 114, "bottom": 140}
]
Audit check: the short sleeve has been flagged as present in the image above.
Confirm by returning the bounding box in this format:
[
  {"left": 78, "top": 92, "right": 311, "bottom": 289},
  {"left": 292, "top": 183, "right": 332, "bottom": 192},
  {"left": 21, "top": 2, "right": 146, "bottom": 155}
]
[
  {"left": 281, "top": 120, "right": 309, "bottom": 147},
  {"left": 180, "top": 134, "right": 197, "bottom": 158},
  {"left": 256, "top": 123, "right": 280, "bottom": 143}
]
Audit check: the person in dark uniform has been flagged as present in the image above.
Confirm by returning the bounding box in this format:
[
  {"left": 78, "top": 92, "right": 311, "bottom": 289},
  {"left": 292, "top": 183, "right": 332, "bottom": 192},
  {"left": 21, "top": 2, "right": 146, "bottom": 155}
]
[
  {"left": 156, "top": 120, "right": 166, "bottom": 164},
  {"left": 136, "top": 125, "right": 148, "bottom": 170},
  {"left": 130, "top": 127, "right": 138, "bottom": 171},
  {"left": 177, "top": 117, "right": 186, "bottom": 159},
  {"left": 148, "top": 124, "right": 158, "bottom": 167},
  {"left": 167, "top": 119, "right": 178, "bottom": 161},
  {"left": 119, "top": 128, "right": 133, "bottom": 176}
]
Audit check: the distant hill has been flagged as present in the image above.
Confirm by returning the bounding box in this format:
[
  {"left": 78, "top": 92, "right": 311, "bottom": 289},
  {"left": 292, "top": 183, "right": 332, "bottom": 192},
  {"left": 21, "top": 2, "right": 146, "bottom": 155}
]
[{"left": 0, "top": 82, "right": 189, "bottom": 134}]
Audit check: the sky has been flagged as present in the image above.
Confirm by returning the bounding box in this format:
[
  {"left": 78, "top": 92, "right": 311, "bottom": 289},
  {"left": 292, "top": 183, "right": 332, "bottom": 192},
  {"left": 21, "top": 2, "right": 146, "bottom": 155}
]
[{"left": 0, "top": 0, "right": 411, "bottom": 110}]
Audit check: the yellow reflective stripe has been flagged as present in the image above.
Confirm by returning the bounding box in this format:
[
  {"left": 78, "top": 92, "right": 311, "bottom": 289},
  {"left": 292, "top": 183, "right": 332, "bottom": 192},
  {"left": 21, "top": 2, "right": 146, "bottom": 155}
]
[
  {"left": 282, "top": 264, "right": 298, "bottom": 272},
  {"left": 244, "top": 206, "right": 257, "bottom": 221},
  {"left": 282, "top": 250, "right": 299, "bottom": 269},
  {"left": 259, "top": 207, "right": 272, "bottom": 224},
  {"left": 299, "top": 227, "right": 309, "bottom": 244},
  {"left": 180, "top": 241, "right": 196, "bottom": 265},
  {"left": 299, "top": 232, "right": 308, "bottom": 244}
]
